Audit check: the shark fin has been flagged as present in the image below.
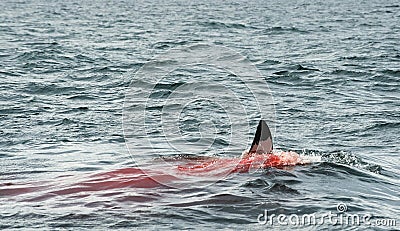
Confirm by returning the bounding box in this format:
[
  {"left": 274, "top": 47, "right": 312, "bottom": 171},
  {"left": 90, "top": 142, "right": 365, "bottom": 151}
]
[{"left": 249, "top": 120, "right": 273, "bottom": 154}]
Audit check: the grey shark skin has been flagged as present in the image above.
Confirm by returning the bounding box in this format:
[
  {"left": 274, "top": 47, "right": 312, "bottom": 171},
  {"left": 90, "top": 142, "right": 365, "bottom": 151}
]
[{"left": 249, "top": 120, "right": 273, "bottom": 154}]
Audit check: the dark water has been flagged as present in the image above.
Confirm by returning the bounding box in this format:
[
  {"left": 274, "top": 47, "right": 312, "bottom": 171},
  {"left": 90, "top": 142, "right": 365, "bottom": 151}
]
[{"left": 1, "top": 0, "right": 399, "bottom": 230}]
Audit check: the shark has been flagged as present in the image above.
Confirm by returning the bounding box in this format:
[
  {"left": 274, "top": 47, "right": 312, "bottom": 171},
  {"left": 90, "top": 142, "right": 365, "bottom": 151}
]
[
  {"left": 246, "top": 119, "right": 274, "bottom": 155},
  {"left": 0, "top": 120, "right": 318, "bottom": 199},
  {"left": 178, "top": 120, "right": 315, "bottom": 173}
]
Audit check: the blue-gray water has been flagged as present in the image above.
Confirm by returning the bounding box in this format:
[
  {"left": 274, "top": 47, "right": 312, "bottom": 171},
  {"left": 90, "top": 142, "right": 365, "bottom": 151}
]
[{"left": 0, "top": 0, "right": 399, "bottom": 230}]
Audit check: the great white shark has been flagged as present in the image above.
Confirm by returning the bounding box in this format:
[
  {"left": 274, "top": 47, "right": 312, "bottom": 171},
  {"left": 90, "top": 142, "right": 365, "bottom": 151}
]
[
  {"left": 178, "top": 119, "right": 315, "bottom": 173},
  {"left": 247, "top": 119, "right": 274, "bottom": 155},
  {"left": 0, "top": 120, "right": 319, "bottom": 198}
]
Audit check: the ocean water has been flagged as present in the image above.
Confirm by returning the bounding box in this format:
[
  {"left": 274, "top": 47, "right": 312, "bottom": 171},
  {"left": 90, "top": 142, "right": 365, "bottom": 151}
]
[{"left": 0, "top": 0, "right": 399, "bottom": 230}]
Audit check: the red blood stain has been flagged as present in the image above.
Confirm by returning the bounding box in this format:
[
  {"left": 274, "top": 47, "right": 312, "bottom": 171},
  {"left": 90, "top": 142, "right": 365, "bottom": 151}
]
[{"left": 1, "top": 152, "right": 304, "bottom": 198}]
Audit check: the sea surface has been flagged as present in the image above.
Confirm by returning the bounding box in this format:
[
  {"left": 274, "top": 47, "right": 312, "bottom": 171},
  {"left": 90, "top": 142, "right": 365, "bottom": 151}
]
[{"left": 0, "top": 0, "right": 399, "bottom": 230}]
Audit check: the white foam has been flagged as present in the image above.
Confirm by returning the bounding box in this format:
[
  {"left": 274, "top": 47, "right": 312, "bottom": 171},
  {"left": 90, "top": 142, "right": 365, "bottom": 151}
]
[{"left": 299, "top": 155, "right": 323, "bottom": 164}]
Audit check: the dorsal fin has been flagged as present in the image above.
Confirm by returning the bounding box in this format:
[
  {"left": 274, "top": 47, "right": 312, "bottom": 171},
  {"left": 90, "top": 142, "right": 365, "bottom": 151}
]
[{"left": 249, "top": 120, "right": 273, "bottom": 154}]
